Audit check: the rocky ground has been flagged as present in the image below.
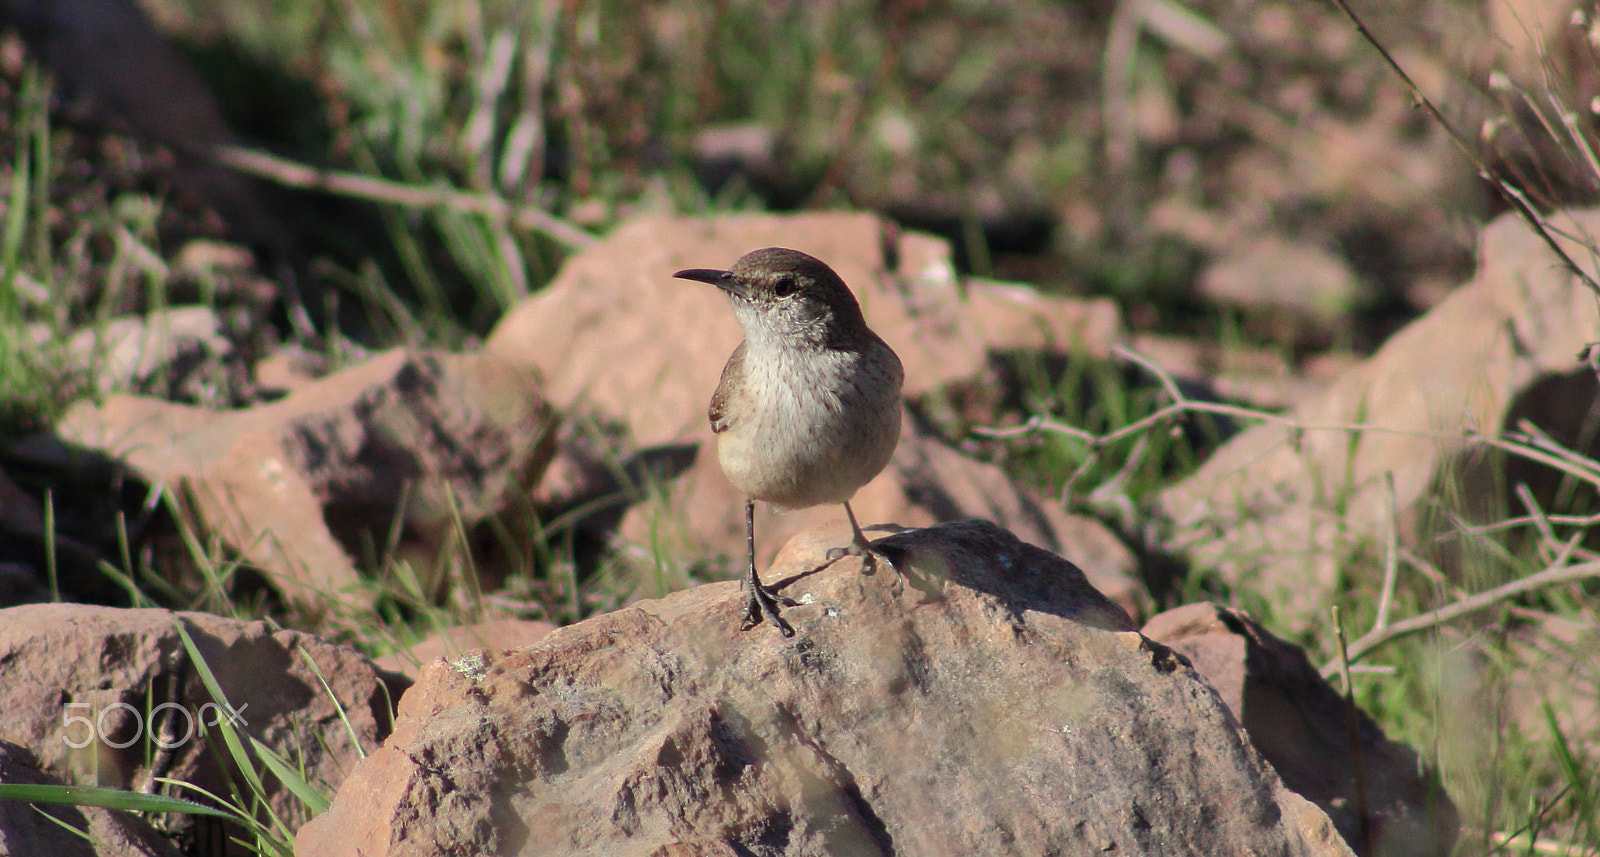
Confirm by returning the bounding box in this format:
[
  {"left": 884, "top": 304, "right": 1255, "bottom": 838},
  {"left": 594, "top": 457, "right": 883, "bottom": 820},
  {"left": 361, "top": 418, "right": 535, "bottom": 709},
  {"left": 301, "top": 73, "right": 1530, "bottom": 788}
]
[
  {"left": 1, "top": 0, "right": 1599, "bottom": 855},
  {"left": 8, "top": 205, "right": 1598, "bottom": 855}
]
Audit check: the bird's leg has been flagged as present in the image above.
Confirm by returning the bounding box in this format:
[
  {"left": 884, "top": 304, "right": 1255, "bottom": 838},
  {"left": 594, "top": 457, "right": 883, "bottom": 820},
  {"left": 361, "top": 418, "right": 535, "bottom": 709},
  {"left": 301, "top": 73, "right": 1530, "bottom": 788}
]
[
  {"left": 826, "top": 501, "right": 903, "bottom": 595},
  {"left": 741, "top": 498, "right": 795, "bottom": 637}
]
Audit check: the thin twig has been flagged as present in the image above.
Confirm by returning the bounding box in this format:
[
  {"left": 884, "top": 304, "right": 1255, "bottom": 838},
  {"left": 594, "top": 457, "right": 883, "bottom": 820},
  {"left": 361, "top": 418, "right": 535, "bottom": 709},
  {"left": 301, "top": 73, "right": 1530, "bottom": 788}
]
[
  {"left": 1515, "top": 482, "right": 1561, "bottom": 563},
  {"left": 1323, "top": 0, "right": 1600, "bottom": 297},
  {"left": 1486, "top": 828, "right": 1591, "bottom": 856},
  {"left": 1321, "top": 558, "right": 1600, "bottom": 677},
  {"left": 971, "top": 399, "right": 1442, "bottom": 445},
  {"left": 1471, "top": 431, "right": 1600, "bottom": 493},
  {"left": 973, "top": 363, "right": 1467, "bottom": 449},
  {"left": 1396, "top": 546, "right": 1461, "bottom": 595},
  {"left": 1086, "top": 430, "right": 1150, "bottom": 528},
  {"left": 1114, "top": 344, "right": 1186, "bottom": 406},
  {"left": 1513, "top": 419, "right": 1600, "bottom": 475},
  {"left": 1436, "top": 509, "right": 1600, "bottom": 540},
  {"left": 213, "top": 145, "right": 599, "bottom": 250}
]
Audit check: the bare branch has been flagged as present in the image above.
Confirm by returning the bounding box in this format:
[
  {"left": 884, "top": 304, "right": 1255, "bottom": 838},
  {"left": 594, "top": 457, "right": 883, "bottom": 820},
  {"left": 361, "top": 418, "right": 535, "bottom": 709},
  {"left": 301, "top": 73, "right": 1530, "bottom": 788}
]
[
  {"left": 1321, "top": 558, "right": 1600, "bottom": 678},
  {"left": 1323, "top": 0, "right": 1600, "bottom": 297},
  {"left": 213, "top": 146, "right": 599, "bottom": 250}
]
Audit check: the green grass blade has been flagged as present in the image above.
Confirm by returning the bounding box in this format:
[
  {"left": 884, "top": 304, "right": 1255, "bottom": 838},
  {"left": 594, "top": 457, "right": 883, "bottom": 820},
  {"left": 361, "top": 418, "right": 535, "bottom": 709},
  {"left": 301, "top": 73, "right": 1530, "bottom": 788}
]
[
  {"left": 34, "top": 804, "right": 98, "bottom": 844},
  {"left": 297, "top": 647, "right": 368, "bottom": 761},
  {"left": 0, "top": 782, "right": 237, "bottom": 819},
  {"left": 173, "top": 619, "right": 293, "bottom": 839},
  {"left": 249, "top": 737, "right": 331, "bottom": 816}
]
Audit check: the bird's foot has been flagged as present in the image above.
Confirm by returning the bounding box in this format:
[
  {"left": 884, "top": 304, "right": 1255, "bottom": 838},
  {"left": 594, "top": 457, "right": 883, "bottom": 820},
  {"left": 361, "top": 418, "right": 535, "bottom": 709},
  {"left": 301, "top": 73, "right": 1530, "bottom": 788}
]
[
  {"left": 826, "top": 538, "right": 905, "bottom": 597},
  {"left": 741, "top": 576, "right": 797, "bottom": 637}
]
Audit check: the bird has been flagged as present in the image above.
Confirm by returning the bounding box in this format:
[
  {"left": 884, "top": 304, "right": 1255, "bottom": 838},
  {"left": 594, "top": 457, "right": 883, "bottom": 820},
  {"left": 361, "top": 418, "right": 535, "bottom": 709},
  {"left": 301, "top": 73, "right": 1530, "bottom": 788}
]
[{"left": 674, "top": 247, "right": 904, "bottom": 636}]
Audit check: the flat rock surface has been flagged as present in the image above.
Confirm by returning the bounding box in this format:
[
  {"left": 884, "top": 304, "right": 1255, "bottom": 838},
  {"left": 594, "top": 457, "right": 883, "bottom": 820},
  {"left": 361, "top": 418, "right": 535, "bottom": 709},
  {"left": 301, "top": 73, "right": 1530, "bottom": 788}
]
[{"left": 297, "top": 520, "right": 1352, "bottom": 857}]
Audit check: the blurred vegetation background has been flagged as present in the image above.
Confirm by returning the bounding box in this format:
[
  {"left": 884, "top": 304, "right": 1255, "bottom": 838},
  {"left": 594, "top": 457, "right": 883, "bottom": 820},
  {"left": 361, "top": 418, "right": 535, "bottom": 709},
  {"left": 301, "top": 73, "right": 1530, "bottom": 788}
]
[
  {"left": 0, "top": 0, "right": 1598, "bottom": 853},
  {"left": 11, "top": 0, "right": 1581, "bottom": 382}
]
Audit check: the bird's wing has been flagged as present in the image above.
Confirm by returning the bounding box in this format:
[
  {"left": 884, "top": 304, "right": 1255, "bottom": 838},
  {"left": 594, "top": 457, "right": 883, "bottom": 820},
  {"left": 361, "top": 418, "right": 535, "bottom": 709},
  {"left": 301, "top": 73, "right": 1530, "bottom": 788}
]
[{"left": 708, "top": 340, "right": 747, "bottom": 434}]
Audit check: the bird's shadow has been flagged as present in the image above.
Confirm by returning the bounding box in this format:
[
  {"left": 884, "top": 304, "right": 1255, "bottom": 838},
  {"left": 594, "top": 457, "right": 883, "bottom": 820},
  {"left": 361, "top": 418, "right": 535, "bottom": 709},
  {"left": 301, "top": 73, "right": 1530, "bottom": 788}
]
[
  {"left": 779, "top": 519, "right": 1135, "bottom": 632},
  {"left": 773, "top": 523, "right": 944, "bottom": 602}
]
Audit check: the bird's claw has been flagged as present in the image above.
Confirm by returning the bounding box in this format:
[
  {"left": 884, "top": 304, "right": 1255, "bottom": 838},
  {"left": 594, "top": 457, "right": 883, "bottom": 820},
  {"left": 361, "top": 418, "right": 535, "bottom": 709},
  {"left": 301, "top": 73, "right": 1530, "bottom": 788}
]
[{"left": 742, "top": 577, "right": 796, "bottom": 637}]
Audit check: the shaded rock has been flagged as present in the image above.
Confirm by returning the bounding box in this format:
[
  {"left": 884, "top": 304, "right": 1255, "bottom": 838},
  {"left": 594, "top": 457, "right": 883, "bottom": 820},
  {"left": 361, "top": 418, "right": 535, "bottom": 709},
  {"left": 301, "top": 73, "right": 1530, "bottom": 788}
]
[
  {"left": 0, "top": 562, "right": 49, "bottom": 605},
  {"left": 4, "top": 0, "right": 293, "bottom": 251},
  {"left": 1143, "top": 603, "right": 1458, "bottom": 856},
  {"left": 297, "top": 520, "right": 1352, "bottom": 857},
  {"left": 485, "top": 211, "right": 1123, "bottom": 448},
  {"left": 374, "top": 618, "right": 557, "bottom": 681},
  {"left": 0, "top": 604, "right": 406, "bottom": 842},
  {"left": 0, "top": 739, "right": 179, "bottom": 857},
  {"left": 1157, "top": 208, "right": 1600, "bottom": 629},
  {"left": 58, "top": 349, "right": 558, "bottom": 612},
  {"left": 0, "top": 467, "right": 46, "bottom": 564},
  {"left": 620, "top": 410, "right": 1147, "bottom": 619},
  {"left": 0, "top": 465, "right": 107, "bottom": 607}
]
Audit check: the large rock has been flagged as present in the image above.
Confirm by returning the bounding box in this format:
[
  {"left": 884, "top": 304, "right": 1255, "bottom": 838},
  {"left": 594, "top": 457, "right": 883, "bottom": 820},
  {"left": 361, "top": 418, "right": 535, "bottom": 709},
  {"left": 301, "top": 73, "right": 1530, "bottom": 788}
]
[
  {"left": 485, "top": 211, "right": 1122, "bottom": 448},
  {"left": 1143, "top": 603, "right": 1458, "bottom": 855},
  {"left": 58, "top": 349, "right": 558, "bottom": 612},
  {"left": 0, "top": 604, "right": 406, "bottom": 841},
  {"left": 297, "top": 520, "right": 1353, "bottom": 857},
  {"left": 0, "top": 740, "right": 179, "bottom": 857},
  {"left": 1157, "top": 208, "right": 1600, "bottom": 628}
]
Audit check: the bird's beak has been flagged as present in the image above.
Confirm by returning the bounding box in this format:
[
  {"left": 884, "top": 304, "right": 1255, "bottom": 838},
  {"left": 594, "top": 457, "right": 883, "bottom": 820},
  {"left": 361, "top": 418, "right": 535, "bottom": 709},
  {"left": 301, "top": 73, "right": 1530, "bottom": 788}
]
[{"left": 672, "top": 268, "right": 737, "bottom": 293}]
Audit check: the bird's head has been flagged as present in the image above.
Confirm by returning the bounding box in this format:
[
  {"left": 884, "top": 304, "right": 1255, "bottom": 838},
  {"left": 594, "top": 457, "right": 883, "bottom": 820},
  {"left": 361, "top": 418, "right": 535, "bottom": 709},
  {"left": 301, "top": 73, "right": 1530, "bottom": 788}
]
[{"left": 674, "top": 247, "right": 868, "bottom": 348}]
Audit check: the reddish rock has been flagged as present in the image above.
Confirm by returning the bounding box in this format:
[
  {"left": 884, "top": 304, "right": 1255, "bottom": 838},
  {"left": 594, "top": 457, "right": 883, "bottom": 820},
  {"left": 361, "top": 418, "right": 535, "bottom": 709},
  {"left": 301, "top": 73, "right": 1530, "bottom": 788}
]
[
  {"left": 1144, "top": 603, "right": 1458, "bottom": 855},
  {"left": 0, "top": 740, "right": 179, "bottom": 857},
  {"left": 298, "top": 520, "right": 1353, "bottom": 857},
  {"left": 0, "top": 604, "right": 406, "bottom": 842},
  {"left": 1158, "top": 208, "right": 1600, "bottom": 629},
  {"left": 485, "top": 211, "right": 1123, "bottom": 449},
  {"left": 59, "top": 349, "right": 558, "bottom": 613}
]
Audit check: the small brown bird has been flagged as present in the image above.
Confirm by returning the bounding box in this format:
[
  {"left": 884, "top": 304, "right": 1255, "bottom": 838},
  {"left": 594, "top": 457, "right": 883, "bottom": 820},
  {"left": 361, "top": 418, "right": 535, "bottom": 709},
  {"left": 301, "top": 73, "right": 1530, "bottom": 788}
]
[{"left": 675, "top": 248, "right": 904, "bottom": 636}]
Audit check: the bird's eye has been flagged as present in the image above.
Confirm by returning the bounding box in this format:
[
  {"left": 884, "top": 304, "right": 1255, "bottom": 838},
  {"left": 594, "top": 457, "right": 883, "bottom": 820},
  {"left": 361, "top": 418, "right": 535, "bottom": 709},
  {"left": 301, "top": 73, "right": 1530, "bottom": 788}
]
[{"left": 772, "top": 275, "right": 798, "bottom": 297}]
